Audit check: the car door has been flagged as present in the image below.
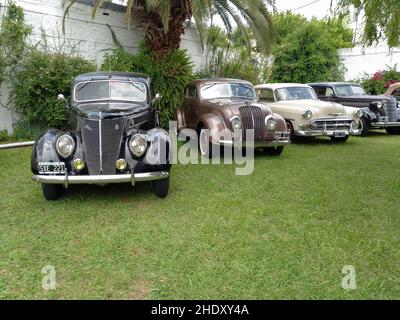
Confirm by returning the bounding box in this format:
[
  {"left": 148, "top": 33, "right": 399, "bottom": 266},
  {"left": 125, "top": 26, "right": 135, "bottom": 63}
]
[{"left": 183, "top": 84, "right": 199, "bottom": 128}]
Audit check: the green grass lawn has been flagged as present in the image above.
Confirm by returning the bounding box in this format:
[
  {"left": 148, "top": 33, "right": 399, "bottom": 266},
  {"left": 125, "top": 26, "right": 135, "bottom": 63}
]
[{"left": 0, "top": 132, "right": 400, "bottom": 299}]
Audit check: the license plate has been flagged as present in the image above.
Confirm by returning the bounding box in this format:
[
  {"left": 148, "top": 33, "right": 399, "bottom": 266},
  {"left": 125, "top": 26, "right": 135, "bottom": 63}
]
[
  {"left": 334, "top": 131, "right": 347, "bottom": 138},
  {"left": 38, "top": 162, "right": 66, "bottom": 174}
]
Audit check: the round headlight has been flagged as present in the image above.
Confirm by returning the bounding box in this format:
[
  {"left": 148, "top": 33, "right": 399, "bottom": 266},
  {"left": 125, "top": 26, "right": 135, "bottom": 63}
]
[
  {"left": 56, "top": 134, "right": 75, "bottom": 158},
  {"left": 265, "top": 117, "right": 277, "bottom": 131},
  {"left": 230, "top": 116, "right": 241, "bottom": 130},
  {"left": 355, "top": 109, "right": 363, "bottom": 118},
  {"left": 303, "top": 110, "right": 313, "bottom": 119},
  {"left": 129, "top": 134, "right": 147, "bottom": 157}
]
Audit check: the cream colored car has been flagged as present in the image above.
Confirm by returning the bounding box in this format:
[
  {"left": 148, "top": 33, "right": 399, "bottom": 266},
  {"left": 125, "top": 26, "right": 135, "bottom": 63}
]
[{"left": 255, "top": 83, "right": 363, "bottom": 142}]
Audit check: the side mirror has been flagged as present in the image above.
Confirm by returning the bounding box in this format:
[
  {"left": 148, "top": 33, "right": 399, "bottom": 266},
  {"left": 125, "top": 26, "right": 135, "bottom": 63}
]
[
  {"left": 152, "top": 93, "right": 162, "bottom": 104},
  {"left": 58, "top": 94, "right": 69, "bottom": 109}
]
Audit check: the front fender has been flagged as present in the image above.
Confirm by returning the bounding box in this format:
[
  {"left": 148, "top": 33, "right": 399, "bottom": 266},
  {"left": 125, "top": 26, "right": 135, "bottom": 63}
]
[
  {"left": 31, "top": 129, "right": 62, "bottom": 174},
  {"left": 197, "top": 113, "right": 227, "bottom": 145}
]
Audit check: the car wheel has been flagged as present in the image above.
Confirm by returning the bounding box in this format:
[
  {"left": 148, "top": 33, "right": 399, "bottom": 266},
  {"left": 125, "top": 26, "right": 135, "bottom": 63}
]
[
  {"left": 286, "top": 121, "right": 297, "bottom": 143},
  {"left": 359, "top": 116, "right": 369, "bottom": 136},
  {"left": 198, "top": 128, "right": 213, "bottom": 158},
  {"left": 385, "top": 127, "right": 400, "bottom": 135},
  {"left": 42, "top": 184, "right": 63, "bottom": 201},
  {"left": 152, "top": 177, "right": 170, "bottom": 198},
  {"left": 263, "top": 146, "right": 284, "bottom": 156},
  {"left": 330, "top": 135, "right": 349, "bottom": 143}
]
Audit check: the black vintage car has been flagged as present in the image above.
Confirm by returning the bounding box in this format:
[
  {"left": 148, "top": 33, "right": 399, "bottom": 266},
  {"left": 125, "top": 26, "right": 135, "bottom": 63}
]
[
  {"left": 31, "top": 72, "right": 172, "bottom": 200},
  {"left": 309, "top": 82, "right": 400, "bottom": 136}
]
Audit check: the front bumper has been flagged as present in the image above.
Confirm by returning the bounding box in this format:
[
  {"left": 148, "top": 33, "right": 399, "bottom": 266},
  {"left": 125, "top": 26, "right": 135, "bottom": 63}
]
[
  {"left": 370, "top": 121, "right": 400, "bottom": 128},
  {"left": 32, "top": 171, "right": 169, "bottom": 188},
  {"left": 296, "top": 124, "right": 361, "bottom": 137}
]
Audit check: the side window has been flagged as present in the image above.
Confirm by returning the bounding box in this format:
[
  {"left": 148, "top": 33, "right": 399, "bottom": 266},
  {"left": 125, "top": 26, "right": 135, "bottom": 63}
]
[
  {"left": 186, "top": 85, "right": 197, "bottom": 98},
  {"left": 326, "top": 87, "right": 334, "bottom": 97},
  {"left": 258, "top": 89, "right": 275, "bottom": 102}
]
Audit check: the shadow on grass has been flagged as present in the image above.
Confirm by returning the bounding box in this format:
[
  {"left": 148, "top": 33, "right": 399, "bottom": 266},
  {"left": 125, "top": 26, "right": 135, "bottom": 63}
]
[{"left": 62, "top": 181, "right": 155, "bottom": 200}]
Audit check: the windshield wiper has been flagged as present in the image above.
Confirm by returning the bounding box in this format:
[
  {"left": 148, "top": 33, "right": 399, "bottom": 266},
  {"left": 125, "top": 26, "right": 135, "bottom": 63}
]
[
  {"left": 129, "top": 80, "right": 145, "bottom": 93},
  {"left": 202, "top": 83, "right": 218, "bottom": 91}
]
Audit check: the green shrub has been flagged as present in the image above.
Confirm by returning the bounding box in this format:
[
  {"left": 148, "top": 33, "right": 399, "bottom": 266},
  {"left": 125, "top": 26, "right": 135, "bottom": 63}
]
[
  {"left": 102, "top": 44, "right": 194, "bottom": 128},
  {"left": 355, "top": 65, "right": 400, "bottom": 95},
  {"left": 11, "top": 50, "right": 96, "bottom": 130},
  {"left": 270, "top": 23, "right": 345, "bottom": 83}
]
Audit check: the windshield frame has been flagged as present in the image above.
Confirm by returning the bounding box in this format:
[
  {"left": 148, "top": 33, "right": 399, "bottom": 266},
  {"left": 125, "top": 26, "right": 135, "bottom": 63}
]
[
  {"left": 199, "top": 82, "right": 256, "bottom": 101},
  {"left": 73, "top": 79, "right": 148, "bottom": 103},
  {"left": 275, "top": 86, "right": 318, "bottom": 101}
]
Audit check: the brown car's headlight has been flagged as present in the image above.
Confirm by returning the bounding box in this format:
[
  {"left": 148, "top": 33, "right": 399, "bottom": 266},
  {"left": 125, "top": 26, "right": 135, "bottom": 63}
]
[
  {"left": 56, "top": 134, "right": 75, "bottom": 159},
  {"left": 265, "top": 116, "right": 277, "bottom": 131},
  {"left": 230, "top": 116, "right": 241, "bottom": 130},
  {"left": 129, "top": 134, "right": 147, "bottom": 157}
]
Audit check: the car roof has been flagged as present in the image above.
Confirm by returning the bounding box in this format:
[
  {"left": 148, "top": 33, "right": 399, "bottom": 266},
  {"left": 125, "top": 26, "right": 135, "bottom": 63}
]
[
  {"left": 191, "top": 78, "right": 253, "bottom": 86},
  {"left": 255, "top": 83, "right": 312, "bottom": 90},
  {"left": 73, "top": 72, "right": 150, "bottom": 83},
  {"left": 308, "top": 82, "right": 362, "bottom": 87}
]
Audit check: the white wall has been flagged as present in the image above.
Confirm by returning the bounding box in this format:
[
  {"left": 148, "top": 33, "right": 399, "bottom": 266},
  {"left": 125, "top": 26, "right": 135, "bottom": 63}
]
[
  {"left": 0, "top": 0, "right": 206, "bottom": 133},
  {"left": 340, "top": 46, "right": 400, "bottom": 80}
]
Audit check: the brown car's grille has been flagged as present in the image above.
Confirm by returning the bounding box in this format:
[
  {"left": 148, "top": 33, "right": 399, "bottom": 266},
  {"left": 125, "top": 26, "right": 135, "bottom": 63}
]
[
  {"left": 81, "top": 117, "right": 125, "bottom": 175},
  {"left": 239, "top": 106, "right": 264, "bottom": 141},
  {"left": 309, "top": 118, "right": 353, "bottom": 130}
]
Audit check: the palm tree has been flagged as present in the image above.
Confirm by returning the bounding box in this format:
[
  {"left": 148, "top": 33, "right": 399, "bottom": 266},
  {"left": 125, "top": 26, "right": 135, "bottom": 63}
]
[{"left": 63, "top": 0, "right": 275, "bottom": 55}]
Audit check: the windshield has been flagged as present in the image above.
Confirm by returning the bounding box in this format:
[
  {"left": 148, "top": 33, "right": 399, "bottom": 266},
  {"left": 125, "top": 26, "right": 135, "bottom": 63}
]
[
  {"left": 336, "top": 85, "right": 366, "bottom": 96},
  {"left": 200, "top": 83, "right": 256, "bottom": 100},
  {"left": 74, "top": 80, "right": 147, "bottom": 102},
  {"left": 275, "top": 87, "right": 317, "bottom": 101}
]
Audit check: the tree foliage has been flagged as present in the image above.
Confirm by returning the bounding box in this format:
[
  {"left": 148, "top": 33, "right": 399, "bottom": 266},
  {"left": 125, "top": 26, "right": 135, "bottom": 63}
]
[
  {"left": 63, "top": 0, "right": 275, "bottom": 56},
  {"left": 336, "top": 0, "right": 400, "bottom": 47},
  {"left": 0, "top": 1, "right": 31, "bottom": 85},
  {"left": 269, "top": 12, "right": 353, "bottom": 83}
]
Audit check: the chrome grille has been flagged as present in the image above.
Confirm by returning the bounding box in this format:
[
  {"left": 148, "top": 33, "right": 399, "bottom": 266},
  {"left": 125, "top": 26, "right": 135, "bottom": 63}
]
[
  {"left": 239, "top": 106, "right": 264, "bottom": 141},
  {"left": 81, "top": 117, "right": 125, "bottom": 175},
  {"left": 384, "top": 97, "right": 397, "bottom": 122},
  {"left": 309, "top": 118, "right": 352, "bottom": 130}
]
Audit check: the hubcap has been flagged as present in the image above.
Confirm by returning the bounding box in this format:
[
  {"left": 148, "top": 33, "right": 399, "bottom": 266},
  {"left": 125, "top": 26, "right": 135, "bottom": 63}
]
[{"left": 199, "top": 130, "right": 209, "bottom": 156}]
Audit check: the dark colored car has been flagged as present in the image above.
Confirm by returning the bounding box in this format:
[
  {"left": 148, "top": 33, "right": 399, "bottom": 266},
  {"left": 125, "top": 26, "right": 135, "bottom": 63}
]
[
  {"left": 176, "top": 78, "right": 290, "bottom": 157},
  {"left": 309, "top": 82, "right": 400, "bottom": 135},
  {"left": 31, "top": 72, "right": 172, "bottom": 200}
]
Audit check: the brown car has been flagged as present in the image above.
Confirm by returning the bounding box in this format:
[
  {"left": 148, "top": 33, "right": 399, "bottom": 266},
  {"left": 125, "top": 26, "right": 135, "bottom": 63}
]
[{"left": 176, "top": 78, "right": 290, "bottom": 157}]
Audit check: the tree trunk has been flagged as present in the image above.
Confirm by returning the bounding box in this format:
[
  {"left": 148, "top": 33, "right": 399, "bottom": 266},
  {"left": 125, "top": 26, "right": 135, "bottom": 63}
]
[{"left": 140, "top": 2, "right": 188, "bottom": 56}]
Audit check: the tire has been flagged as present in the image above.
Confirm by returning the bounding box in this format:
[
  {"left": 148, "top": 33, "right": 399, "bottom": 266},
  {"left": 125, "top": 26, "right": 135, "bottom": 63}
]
[
  {"left": 263, "top": 146, "right": 284, "bottom": 156},
  {"left": 198, "top": 128, "right": 214, "bottom": 158},
  {"left": 286, "top": 121, "right": 298, "bottom": 143},
  {"left": 385, "top": 127, "right": 400, "bottom": 135},
  {"left": 359, "top": 116, "right": 370, "bottom": 136},
  {"left": 152, "top": 177, "right": 170, "bottom": 198},
  {"left": 330, "top": 135, "right": 349, "bottom": 143},
  {"left": 42, "top": 184, "right": 63, "bottom": 201}
]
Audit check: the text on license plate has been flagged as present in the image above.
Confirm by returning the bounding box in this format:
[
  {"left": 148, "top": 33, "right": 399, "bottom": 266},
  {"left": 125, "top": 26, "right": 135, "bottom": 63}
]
[
  {"left": 334, "top": 131, "right": 347, "bottom": 138},
  {"left": 38, "top": 162, "right": 66, "bottom": 174}
]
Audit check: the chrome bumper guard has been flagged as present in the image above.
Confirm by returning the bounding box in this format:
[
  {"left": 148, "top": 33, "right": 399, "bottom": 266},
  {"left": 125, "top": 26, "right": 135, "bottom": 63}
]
[
  {"left": 219, "top": 131, "right": 290, "bottom": 147},
  {"left": 32, "top": 171, "right": 169, "bottom": 188}
]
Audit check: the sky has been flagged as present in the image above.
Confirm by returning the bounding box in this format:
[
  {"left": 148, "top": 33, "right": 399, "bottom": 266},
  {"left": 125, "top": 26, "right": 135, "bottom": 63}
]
[{"left": 275, "top": 0, "right": 338, "bottom": 20}]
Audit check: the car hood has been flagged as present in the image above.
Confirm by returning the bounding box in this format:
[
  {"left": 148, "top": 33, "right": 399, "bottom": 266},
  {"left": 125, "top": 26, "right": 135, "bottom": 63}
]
[
  {"left": 205, "top": 99, "right": 273, "bottom": 118},
  {"left": 336, "top": 94, "right": 391, "bottom": 102},
  {"left": 73, "top": 102, "right": 150, "bottom": 118},
  {"left": 273, "top": 99, "right": 346, "bottom": 116}
]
